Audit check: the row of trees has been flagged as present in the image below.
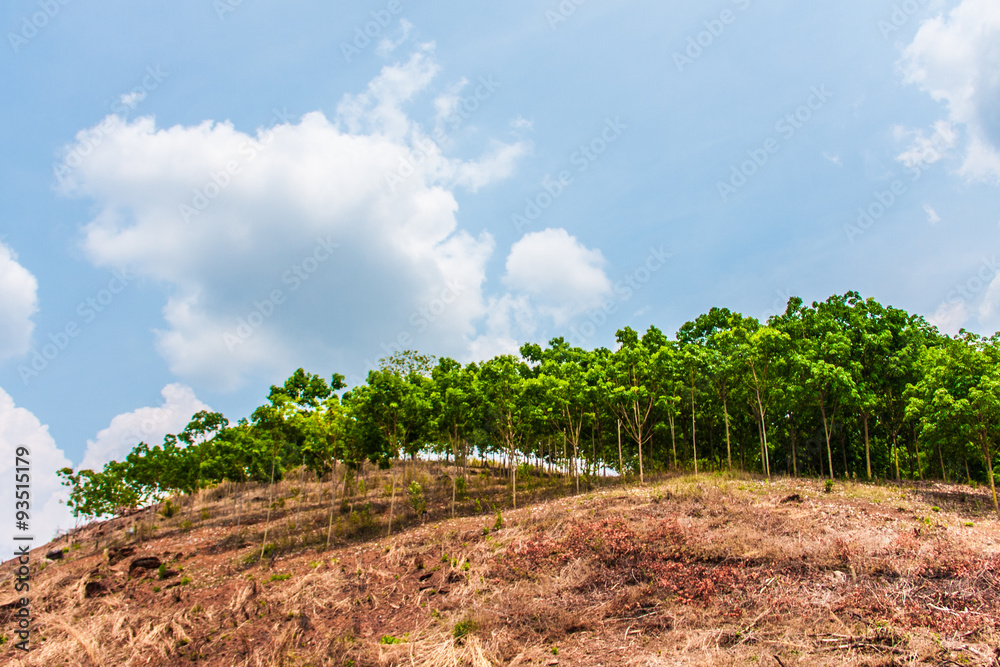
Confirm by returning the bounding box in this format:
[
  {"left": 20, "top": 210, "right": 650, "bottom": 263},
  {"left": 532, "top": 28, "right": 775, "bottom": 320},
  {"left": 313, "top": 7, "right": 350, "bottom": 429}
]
[{"left": 59, "top": 292, "right": 1000, "bottom": 523}]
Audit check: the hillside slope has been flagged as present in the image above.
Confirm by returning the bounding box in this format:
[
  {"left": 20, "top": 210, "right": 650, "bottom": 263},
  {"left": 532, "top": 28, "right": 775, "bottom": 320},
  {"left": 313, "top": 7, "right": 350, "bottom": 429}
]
[{"left": 2, "top": 472, "right": 999, "bottom": 666}]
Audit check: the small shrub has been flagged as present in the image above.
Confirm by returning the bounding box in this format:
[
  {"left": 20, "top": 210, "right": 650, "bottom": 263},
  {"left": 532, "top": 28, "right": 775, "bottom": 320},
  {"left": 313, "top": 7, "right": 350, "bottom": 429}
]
[
  {"left": 824, "top": 479, "right": 834, "bottom": 494},
  {"left": 494, "top": 509, "right": 503, "bottom": 532},
  {"left": 180, "top": 576, "right": 192, "bottom": 586},
  {"left": 408, "top": 481, "right": 426, "bottom": 516},
  {"left": 161, "top": 500, "right": 177, "bottom": 519},
  {"left": 452, "top": 618, "right": 478, "bottom": 642},
  {"left": 269, "top": 573, "right": 291, "bottom": 582},
  {"left": 157, "top": 563, "right": 168, "bottom": 580},
  {"left": 200, "top": 508, "right": 211, "bottom": 521},
  {"left": 931, "top": 506, "right": 940, "bottom": 513},
  {"left": 379, "top": 635, "right": 402, "bottom": 645},
  {"left": 456, "top": 477, "right": 467, "bottom": 497},
  {"left": 152, "top": 587, "right": 161, "bottom": 593},
  {"left": 179, "top": 520, "right": 193, "bottom": 531}
]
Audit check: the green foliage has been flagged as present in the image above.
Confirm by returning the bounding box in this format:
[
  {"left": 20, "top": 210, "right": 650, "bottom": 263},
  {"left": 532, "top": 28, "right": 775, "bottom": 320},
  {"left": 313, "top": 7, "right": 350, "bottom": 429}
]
[
  {"left": 53, "top": 294, "right": 1000, "bottom": 528},
  {"left": 493, "top": 509, "right": 503, "bottom": 532},
  {"left": 269, "top": 573, "right": 291, "bottom": 582},
  {"left": 824, "top": 480, "right": 834, "bottom": 494},
  {"left": 452, "top": 619, "right": 478, "bottom": 642},
  {"left": 379, "top": 635, "right": 403, "bottom": 645},
  {"left": 408, "top": 481, "right": 426, "bottom": 515}
]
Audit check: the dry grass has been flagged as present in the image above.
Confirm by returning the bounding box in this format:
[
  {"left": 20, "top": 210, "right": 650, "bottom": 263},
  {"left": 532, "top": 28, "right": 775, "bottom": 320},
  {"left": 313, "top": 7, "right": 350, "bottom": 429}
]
[{"left": 2, "top": 467, "right": 999, "bottom": 666}]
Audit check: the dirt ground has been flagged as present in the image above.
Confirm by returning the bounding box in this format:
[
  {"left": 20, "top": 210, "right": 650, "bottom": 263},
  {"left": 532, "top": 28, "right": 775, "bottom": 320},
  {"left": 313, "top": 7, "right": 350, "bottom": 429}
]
[{"left": 1, "top": 471, "right": 998, "bottom": 666}]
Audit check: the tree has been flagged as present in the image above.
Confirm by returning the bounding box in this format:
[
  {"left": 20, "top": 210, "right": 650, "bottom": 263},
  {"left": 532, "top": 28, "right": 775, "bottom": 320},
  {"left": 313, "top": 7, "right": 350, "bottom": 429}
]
[
  {"left": 907, "top": 332, "right": 999, "bottom": 511},
  {"left": 477, "top": 355, "right": 531, "bottom": 507},
  {"left": 430, "top": 357, "right": 476, "bottom": 515},
  {"left": 522, "top": 338, "right": 595, "bottom": 493},
  {"left": 602, "top": 327, "right": 666, "bottom": 483}
]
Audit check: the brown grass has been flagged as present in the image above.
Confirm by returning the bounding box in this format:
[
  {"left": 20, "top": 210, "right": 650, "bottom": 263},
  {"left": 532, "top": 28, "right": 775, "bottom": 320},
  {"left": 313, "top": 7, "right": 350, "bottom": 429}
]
[{"left": 2, "top": 467, "right": 999, "bottom": 666}]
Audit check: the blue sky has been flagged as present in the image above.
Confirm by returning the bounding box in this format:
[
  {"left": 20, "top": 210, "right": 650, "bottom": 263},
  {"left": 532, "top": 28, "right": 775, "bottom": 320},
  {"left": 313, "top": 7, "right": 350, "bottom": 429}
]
[{"left": 1, "top": 0, "right": 999, "bottom": 543}]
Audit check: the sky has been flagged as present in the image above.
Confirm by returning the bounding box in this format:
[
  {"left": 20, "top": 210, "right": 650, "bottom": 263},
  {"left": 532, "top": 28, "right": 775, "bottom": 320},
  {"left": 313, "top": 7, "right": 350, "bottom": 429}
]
[{"left": 1, "top": 0, "right": 999, "bottom": 547}]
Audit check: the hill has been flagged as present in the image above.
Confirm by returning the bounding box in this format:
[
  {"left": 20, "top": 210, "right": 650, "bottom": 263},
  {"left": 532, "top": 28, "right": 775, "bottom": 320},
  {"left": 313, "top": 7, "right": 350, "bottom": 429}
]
[{"left": 2, "top": 468, "right": 999, "bottom": 666}]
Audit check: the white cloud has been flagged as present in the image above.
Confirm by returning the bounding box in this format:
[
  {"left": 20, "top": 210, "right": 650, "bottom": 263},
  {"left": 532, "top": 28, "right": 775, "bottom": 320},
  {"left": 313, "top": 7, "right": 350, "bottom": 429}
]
[
  {"left": 58, "top": 48, "right": 528, "bottom": 389},
  {"left": 923, "top": 203, "right": 941, "bottom": 224},
  {"left": 977, "top": 272, "right": 1000, "bottom": 334},
  {"left": 927, "top": 299, "right": 968, "bottom": 334},
  {"left": 0, "top": 387, "right": 74, "bottom": 554},
  {"left": 375, "top": 19, "right": 414, "bottom": 58},
  {"left": 900, "top": 0, "right": 1000, "bottom": 182},
  {"left": 502, "top": 228, "right": 613, "bottom": 326},
  {"left": 893, "top": 121, "right": 958, "bottom": 169},
  {"left": 0, "top": 241, "right": 39, "bottom": 360},
  {"left": 78, "top": 384, "right": 210, "bottom": 471}
]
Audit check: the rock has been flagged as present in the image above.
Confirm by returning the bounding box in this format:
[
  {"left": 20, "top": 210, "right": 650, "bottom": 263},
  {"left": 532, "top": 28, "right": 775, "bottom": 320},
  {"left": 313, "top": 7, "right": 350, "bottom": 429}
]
[
  {"left": 106, "top": 545, "right": 135, "bottom": 565},
  {"left": 128, "top": 556, "right": 161, "bottom": 577},
  {"left": 82, "top": 581, "right": 106, "bottom": 599},
  {"left": 45, "top": 549, "right": 64, "bottom": 561}
]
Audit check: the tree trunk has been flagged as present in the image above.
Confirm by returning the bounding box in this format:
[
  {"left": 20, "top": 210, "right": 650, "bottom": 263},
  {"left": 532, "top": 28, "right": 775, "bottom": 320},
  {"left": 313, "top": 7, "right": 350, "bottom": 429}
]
[
  {"left": 790, "top": 417, "right": 797, "bottom": 477},
  {"left": 819, "top": 400, "right": 834, "bottom": 481},
  {"left": 980, "top": 437, "right": 998, "bottom": 512},
  {"left": 691, "top": 383, "right": 698, "bottom": 475},
  {"left": 723, "top": 397, "right": 732, "bottom": 473},
  {"left": 617, "top": 419, "right": 623, "bottom": 476},
  {"left": 325, "top": 459, "right": 338, "bottom": 550},
  {"left": 668, "top": 412, "right": 677, "bottom": 469},
  {"left": 840, "top": 426, "right": 848, "bottom": 478},
  {"left": 386, "top": 463, "right": 397, "bottom": 537},
  {"left": 863, "top": 413, "right": 872, "bottom": 480}
]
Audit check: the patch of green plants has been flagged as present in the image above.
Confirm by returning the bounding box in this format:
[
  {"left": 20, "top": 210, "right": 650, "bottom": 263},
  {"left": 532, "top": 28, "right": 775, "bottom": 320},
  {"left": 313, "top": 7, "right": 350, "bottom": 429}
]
[
  {"left": 379, "top": 635, "right": 403, "bottom": 645},
  {"left": 452, "top": 618, "right": 478, "bottom": 642},
  {"left": 179, "top": 519, "right": 193, "bottom": 531},
  {"left": 160, "top": 500, "right": 177, "bottom": 518},
  {"left": 824, "top": 479, "right": 835, "bottom": 494},
  {"left": 269, "top": 573, "right": 291, "bottom": 582},
  {"left": 200, "top": 508, "right": 211, "bottom": 520},
  {"left": 180, "top": 576, "right": 192, "bottom": 586},
  {"left": 493, "top": 509, "right": 503, "bottom": 531},
  {"left": 158, "top": 563, "right": 168, "bottom": 579},
  {"left": 408, "top": 481, "right": 426, "bottom": 515},
  {"left": 152, "top": 586, "right": 161, "bottom": 593},
  {"left": 931, "top": 506, "right": 940, "bottom": 512}
]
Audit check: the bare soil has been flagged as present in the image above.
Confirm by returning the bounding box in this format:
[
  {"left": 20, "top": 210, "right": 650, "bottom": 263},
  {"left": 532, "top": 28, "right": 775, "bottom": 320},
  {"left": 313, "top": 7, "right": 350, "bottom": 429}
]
[{"left": 2, "top": 470, "right": 999, "bottom": 666}]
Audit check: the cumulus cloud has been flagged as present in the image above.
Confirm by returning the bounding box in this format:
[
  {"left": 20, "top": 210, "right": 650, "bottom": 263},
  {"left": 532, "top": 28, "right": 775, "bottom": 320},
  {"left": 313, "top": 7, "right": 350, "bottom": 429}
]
[
  {"left": 58, "top": 47, "right": 528, "bottom": 388},
  {"left": 77, "top": 384, "right": 210, "bottom": 472},
  {"left": 0, "top": 241, "right": 39, "bottom": 360},
  {"left": 927, "top": 300, "right": 968, "bottom": 335},
  {"left": 900, "top": 0, "right": 1000, "bottom": 182},
  {"left": 502, "top": 228, "right": 613, "bottom": 326},
  {"left": 0, "top": 387, "right": 74, "bottom": 556}
]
